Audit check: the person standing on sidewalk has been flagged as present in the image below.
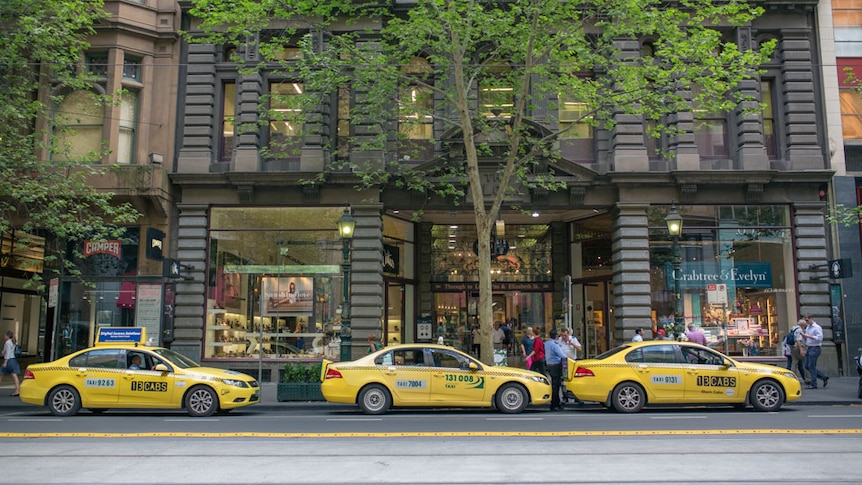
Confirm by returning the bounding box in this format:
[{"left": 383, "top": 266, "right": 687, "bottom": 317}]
[
  {"left": 544, "top": 328, "right": 567, "bottom": 411},
  {"left": 801, "top": 314, "right": 828, "bottom": 389},
  {"left": 788, "top": 318, "right": 807, "bottom": 381},
  {"left": 1, "top": 330, "right": 20, "bottom": 396},
  {"left": 520, "top": 329, "right": 534, "bottom": 370},
  {"left": 528, "top": 326, "right": 545, "bottom": 376}
]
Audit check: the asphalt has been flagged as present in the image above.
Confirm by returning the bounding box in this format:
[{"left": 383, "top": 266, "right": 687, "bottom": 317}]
[{"left": 1, "top": 375, "right": 859, "bottom": 413}]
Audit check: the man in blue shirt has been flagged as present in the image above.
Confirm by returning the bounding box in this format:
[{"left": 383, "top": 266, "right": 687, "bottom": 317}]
[{"left": 544, "top": 328, "right": 568, "bottom": 411}]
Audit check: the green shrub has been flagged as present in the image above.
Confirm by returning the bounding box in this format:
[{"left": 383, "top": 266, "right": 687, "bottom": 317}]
[{"left": 282, "top": 362, "right": 323, "bottom": 383}]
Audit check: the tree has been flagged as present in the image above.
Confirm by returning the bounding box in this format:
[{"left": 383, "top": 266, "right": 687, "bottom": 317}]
[
  {"left": 0, "top": 0, "right": 140, "bottom": 287},
  {"left": 190, "top": 0, "right": 771, "bottom": 364}
]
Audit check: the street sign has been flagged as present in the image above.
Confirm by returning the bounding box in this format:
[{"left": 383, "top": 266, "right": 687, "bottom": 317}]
[{"left": 707, "top": 283, "right": 728, "bottom": 305}]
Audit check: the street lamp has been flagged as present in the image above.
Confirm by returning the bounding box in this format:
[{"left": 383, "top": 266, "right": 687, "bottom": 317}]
[
  {"left": 337, "top": 206, "right": 356, "bottom": 361},
  {"left": 665, "top": 203, "right": 684, "bottom": 338}
]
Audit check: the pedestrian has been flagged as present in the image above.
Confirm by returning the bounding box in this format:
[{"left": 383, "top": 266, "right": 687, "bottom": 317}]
[
  {"left": 528, "top": 326, "right": 546, "bottom": 376},
  {"left": 656, "top": 328, "right": 667, "bottom": 340},
  {"left": 800, "top": 314, "right": 828, "bottom": 389},
  {"left": 1, "top": 330, "right": 21, "bottom": 396},
  {"left": 632, "top": 327, "right": 644, "bottom": 342},
  {"left": 791, "top": 319, "right": 808, "bottom": 382},
  {"left": 558, "top": 328, "right": 582, "bottom": 404},
  {"left": 501, "top": 321, "right": 512, "bottom": 354},
  {"left": 367, "top": 334, "right": 383, "bottom": 354},
  {"left": 520, "top": 328, "right": 534, "bottom": 370},
  {"left": 685, "top": 324, "right": 707, "bottom": 345},
  {"left": 492, "top": 321, "right": 505, "bottom": 350},
  {"left": 471, "top": 324, "right": 481, "bottom": 357},
  {"left": 544, "top": 328, "right": 568, "bottom": 411}
]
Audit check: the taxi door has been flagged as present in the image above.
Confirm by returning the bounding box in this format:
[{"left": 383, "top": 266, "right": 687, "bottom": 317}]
[
  {"left": 679, "top": 345, "right": 740, "bottom": 402},
  {"left": 118, "top": 351, "right": 175, "bottom": 406},
  {"left": 376, "top": 348, "right": 432, "bottom": 403},
  {"left": 69, "top": 349, "right": 122, "bottom": 405},
  {"left": 626, "top": 344, "right": 685, "bottom": 402},
  {"left": 428, "top": 349, "right": 487, "bottom": 404}
]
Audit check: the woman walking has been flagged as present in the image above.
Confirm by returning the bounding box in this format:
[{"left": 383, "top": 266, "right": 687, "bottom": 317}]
[{"left": 1, "top": 331, "right": 20, "bottom": 396}]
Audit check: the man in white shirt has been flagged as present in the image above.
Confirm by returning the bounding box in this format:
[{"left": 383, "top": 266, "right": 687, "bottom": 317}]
[
  {"left": 492, "top": 321, "right": 505, "bottom": 350},
  {"left": 800, "top": 314, "right": 828, "bottom": 389},
  {"left": 632, "top": 327, "right": 644, "bottom": 342},
  {"left": 558, "top": 328, "right": 583, "bottom": 405}
]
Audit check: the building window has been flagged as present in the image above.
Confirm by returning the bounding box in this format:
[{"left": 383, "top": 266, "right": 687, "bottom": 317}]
[
  {"left": 267, "top": 82, "right": 303, "bottom": 162},
  {"left": 558, "top": 93, "right": 595, "bottom": 163},
  {"left": 87, "top": 55, "right": 108, "bottom": 79},
  {"left": 53, "top": 90, "right": 105, "bottom": 162},
  {"left": 834, "top": 1, "right": 862, "bottom": 56},
  {"left": 840, "top": 87, "right": 862, "bottom": 139},
  {"left": 220, "top": 82, "right": 236, "bottom": 161},
  {"left": 117, "top": 91, "right": 138, "bottom": 164},
  {"left": 123, "top": 57, "right": 141, "bottom": 81},
  {"left": 337, "top": 84, "right": 350, "bottom": 159},
  {"left": 693, "top": 86, "right": 728, "bottom": 159},
  {"left": 761, "top": 80, "right": 777, "bottom": 158},
  {"left": 479, "top": 59, "right": 513, "bottom": 118},
  {"left": 398, "top": 57, "right": 433, "bottom": 161}
]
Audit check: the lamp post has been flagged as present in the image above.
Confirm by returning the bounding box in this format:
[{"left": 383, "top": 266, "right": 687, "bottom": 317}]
[
  {"left": 665, "top": 203, "right": 684, "bottom": 338},
  {"left": 337, "top": 206, "right": 356, "bottom": 361}
]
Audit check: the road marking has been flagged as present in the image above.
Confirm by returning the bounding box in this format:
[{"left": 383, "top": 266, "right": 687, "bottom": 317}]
[
  {"left": 163, "top": 419, "right": 220, "bottom": 422},
  {"left": 326, "top": 418, "right": 383, "bottom": 422},
  {"left": 649, "top": 416, "right": 707, "bottom": 419},
  {"left": 1, "top": 429, "right": 860, "bottom": 439},
  {"left": 7, "top": 418, "right": 63, "bottom": 422},
  {"left": 486, "top": 417, "right": 543, "bottom": 421},
  {"left": 807, "top": 415, "right": 862, "bottom": 418}
]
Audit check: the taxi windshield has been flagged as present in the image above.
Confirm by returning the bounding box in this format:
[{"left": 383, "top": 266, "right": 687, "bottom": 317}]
[{"left": 151, "top": 348, "right": 201, "bottom": 369}]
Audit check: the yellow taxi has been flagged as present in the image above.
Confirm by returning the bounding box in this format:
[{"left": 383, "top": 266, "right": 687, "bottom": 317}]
[
  {"left": 321, "top": 343, "right": 551, "bottom": 414},
  {"left": 19, "top": 328, "right": 260, "bottom": 417},
  {"left": 564, "top": 340, "right": 802, "bottom": 412}
]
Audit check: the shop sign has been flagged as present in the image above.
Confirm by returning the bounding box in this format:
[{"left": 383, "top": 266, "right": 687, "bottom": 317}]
[
  {"left": 706, "top": 283, "right": 728, "bottom": 305},
  {"left": 383, "top": 243, "right": 400, "bottom": 275},
  {"left": 135, "top": 283, "right": 163, "bottom": 342},
  {"left": 431, "top": 281, "right": 553, "bottom": 292},
  {"left": 665, "top": 262, "right": 772, "bottom": 289},
  {"left": 83, "top": 239, "right": 121, "bottom": 258}
]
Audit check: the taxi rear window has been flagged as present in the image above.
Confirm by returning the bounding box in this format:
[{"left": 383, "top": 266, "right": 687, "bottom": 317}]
[
  {"left": 68, "top": 349, "right": 122, "bottom": 368},
  {"left": 594, "top": 345, "right": 629, "bottom": 360}
]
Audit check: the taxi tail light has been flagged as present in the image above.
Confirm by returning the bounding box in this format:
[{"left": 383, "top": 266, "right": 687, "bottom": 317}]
[
  {"left": 324, "top": 368, "right": 343, "bottom": 380},
  {"left": 23, "top": 369, "right": 35, "bottom": 380},
  {"left": 573, "top": 367, "right": 595, "bottom": 378}
]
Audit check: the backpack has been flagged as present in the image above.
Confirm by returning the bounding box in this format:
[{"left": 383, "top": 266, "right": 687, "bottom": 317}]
[
  {"left": 13, "top": 343, "right": 22, "bottom": 359},
  {"left": 501, "top": 325, "right": 512, "bottom": 345},
  {"left": 783, "top": 328, "right": 797, "bottom": 349}
]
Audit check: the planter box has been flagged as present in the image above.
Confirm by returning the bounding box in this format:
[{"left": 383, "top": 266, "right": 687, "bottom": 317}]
[{"left": 277, "top": 382, "right": 324, "bottom": 402}]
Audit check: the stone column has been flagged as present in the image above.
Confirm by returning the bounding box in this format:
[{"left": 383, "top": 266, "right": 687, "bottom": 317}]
[
  {"left": 667, "top": 89, "right": 700, "bottom": 170},
  {"left": 177, "top": 44, "right": 217, "bottom": 173},
  {"left": 781, "top": 32, "right": 825, "bottom": 169},
  {"left": 347, "top": 204, "right": 385, "bottom": 359},
  {"left": 607, "top": 38, "right": 649, "bottom": 172},
  {"left": 794, "top": 202, "right": 836, "bottom": 375},
  {"left": 233, "top": 38, "right": 262, "bottom": 172},
  {"left": 612, "top": 204, "right": 653, "bottom": 343},
  {"left": 171, "top": 204, "right": 209, "bottom": 360}
]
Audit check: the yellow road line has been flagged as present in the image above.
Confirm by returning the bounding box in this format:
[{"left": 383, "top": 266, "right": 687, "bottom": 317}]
[{"left": 1, "top": 429, "right": 861, "bottom": 439}]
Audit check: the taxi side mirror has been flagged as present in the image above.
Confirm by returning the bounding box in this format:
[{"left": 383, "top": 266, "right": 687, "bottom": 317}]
[
  {"left": 153, "top": 363, "right": 169, "bottom": 372},
  {"left": 468, "top": 362, "right": 479, "bottom": 371},
  {"left": 721, "top": 359, "right": 732, "bottom": 368}
]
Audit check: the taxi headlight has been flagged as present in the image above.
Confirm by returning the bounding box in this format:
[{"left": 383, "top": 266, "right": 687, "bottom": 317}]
[
  {"left": 222, "top": 378, "right": 248, "bottom": 388},
  {"left": 528, "top": 375, "right": 549, "bottom": 385},
  {"left": 782, "top": 372, "right": 797, "bottom": 380}
]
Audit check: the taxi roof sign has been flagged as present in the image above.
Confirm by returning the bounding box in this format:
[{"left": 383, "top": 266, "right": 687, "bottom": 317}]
[{"left": 96, "top": 327, "right": 147, "bottom": 346}]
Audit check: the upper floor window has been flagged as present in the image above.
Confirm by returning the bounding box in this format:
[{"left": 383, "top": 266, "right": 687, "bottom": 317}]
[
  {"left": 118, "top": 91, "right": 138, "bottom": 164},
  {"left": 692, "top": 86, "right": 728, "bottom": 159},
  {"left": 397, "top": 57, "right": 434, "bottom": 161},
  {"left": 337, "top": 84, "right": 350, "bottom": 159},
  {"left": 87, "top": 55, "right": 108, "bottom": 79},
  {"left": 53, "top": 90, "right": 105, "bottom": 163},
  {"left": 841, "top": 87, "right": 862, "bottom": 139},
  {"left": 220, "top": 82, "right": 236, "bottom": 161},
  {"left": 123, "top": 57, "right": 141, "bottom": 81},
  {"left": 267, "top": 82, "right": 303, "bottom": 161},
  {"left": 479, "top": 59, "right": 513, "bottom": 118},
  {"left": 558, "top": 92, "right": 595, "bottom": 164},
  {"left": 834, "top": 0, "right": 862, "bottom": 56}
]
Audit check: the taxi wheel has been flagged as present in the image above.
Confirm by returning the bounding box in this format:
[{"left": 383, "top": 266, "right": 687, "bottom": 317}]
[
  {"left": 47, "top": 385, "right": 81, "bottom": 417},
  {"left": 751, "top": 380, "right": 784, "bottom": 412},
  {"left": 358, "top": 384, "right": 391, "bottom": 415},
  {"left": 185, "top": 386, "right": 218, "bottom": 417},
  {"left": 495, "top": 383, "right": 528, "bottom": 414},
  {"left": 611, "top": 382, "right": 645, "bottom": 413}
]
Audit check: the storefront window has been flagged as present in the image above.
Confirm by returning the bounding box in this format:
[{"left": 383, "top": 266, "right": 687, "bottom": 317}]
[
  {"left": 206, "top": 207, "right": 346, "bottom": 361},
  {"left": 648, "top": 205, "right": 796, "bottom": 357},
  {"left": 430, "top": 224, "right": 553, "bottom": 355}
]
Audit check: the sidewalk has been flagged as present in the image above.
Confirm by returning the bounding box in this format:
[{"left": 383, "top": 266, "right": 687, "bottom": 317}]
[{"left": 2, "top": 377, "right": 859, "bottom": 412}]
